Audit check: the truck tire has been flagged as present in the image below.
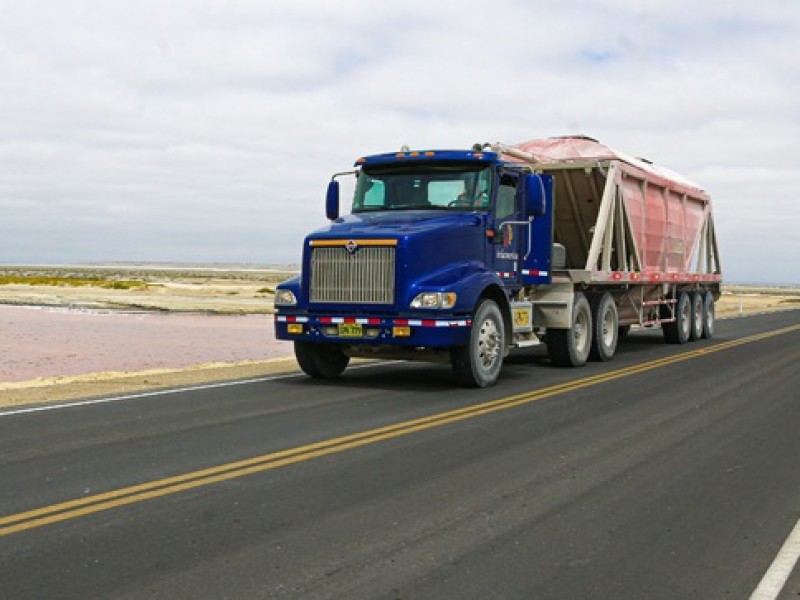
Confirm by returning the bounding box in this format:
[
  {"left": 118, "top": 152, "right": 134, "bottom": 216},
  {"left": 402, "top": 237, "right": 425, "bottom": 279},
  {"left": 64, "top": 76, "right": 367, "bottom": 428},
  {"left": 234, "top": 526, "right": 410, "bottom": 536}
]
[
  {"left": 701, "top": 291, "right": 715, "bottom": 339},
  {"left": 547, "top": 292, "right": 592, "bottom": 367},
  {"left": 662, "top": 291, "right": 691, "bottom": 344},
  {"left": 589, "top": 292, "right": 618, "bottom": 362},
  {"left": 451, "top": 299, "right": 505, "bottom": 388},
  {"left": 294, "top": 341, "right": 350, "bottom": 379},
  {"left": 690, "top": 292, "right": 704, "bottom": 341}
]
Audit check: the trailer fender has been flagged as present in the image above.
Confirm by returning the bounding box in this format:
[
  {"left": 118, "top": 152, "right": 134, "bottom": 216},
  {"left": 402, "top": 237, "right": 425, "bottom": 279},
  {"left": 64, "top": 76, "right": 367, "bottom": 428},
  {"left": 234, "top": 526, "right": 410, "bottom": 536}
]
[{"left": 529, "top": 282, "right": 575, "bottom": 329}]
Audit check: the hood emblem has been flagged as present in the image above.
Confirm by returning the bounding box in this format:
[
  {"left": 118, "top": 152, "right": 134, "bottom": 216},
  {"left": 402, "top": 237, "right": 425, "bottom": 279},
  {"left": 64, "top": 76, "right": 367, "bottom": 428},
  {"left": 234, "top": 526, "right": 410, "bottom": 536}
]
[{"left": 345, "top": 240, "right": 358, "bottom": 254}]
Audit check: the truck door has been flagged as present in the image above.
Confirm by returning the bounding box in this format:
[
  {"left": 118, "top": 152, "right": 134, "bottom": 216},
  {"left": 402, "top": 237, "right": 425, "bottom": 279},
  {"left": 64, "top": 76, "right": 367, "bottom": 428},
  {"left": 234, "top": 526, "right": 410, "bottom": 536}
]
[{"left": 491, "top": 172, "right": 526, "bottom": 286}]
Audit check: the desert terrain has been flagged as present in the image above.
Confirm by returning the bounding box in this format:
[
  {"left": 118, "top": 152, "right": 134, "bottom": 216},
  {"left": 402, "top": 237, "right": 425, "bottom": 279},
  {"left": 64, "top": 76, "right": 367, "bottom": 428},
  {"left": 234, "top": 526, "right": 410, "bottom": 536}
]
[{"left": 1, "top": 265, "right": 798, "bottom": 408}]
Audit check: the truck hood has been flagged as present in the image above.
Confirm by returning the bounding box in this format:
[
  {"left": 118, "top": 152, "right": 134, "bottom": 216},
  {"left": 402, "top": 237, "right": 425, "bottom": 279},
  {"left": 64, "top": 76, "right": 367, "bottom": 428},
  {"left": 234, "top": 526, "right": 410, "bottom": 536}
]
[
  {"left": 305, "top": 211, "right": 489, "bottom": 295},
  {"left": 309, "top": 210, "right": 484, "bottom": 243}
]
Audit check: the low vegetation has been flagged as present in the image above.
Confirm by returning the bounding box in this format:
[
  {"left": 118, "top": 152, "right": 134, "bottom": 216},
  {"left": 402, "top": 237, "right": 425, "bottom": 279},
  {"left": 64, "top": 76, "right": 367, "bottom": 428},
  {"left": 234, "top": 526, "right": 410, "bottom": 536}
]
[{"left": 0, "top": 275, "right": 149, "bottom": 290}]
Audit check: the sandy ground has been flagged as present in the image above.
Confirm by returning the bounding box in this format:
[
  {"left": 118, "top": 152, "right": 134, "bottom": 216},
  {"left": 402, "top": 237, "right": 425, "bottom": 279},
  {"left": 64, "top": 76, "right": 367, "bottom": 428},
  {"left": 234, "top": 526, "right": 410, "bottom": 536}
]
[
  {"left": 1, "top": 266, "right": 798, "bottom": 410},
  {"left": 0, "top": 265, "right": 293, "bottom": 313}
]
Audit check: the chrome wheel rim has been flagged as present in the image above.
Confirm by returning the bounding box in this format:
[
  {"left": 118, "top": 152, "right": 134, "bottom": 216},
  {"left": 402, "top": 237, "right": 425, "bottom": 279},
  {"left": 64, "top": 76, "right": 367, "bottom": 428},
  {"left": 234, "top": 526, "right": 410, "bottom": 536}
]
[
  {"left": 707, "top": 304, "right": 715, "bottom": 335},
  {"left": 574, "top": 309, "right": 589, "bottom": 354},
  {"left": 477, "top": 316, "right": 502, "bottom": 370},
  {"left": 601, "top": 306, "right": 615, "bottom": 348},
  {"left": 680, "top": 299, "right": 691, "bottom": 338}
]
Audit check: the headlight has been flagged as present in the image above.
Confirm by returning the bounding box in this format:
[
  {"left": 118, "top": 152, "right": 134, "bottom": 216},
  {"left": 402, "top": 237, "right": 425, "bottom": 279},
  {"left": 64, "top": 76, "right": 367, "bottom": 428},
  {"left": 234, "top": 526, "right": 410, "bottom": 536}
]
[
  {"left": 274, "top": 289, "right": 297, "bottom": 306},
  {"left": 410, "top": 292, "right": 457, "bottom": 310}
]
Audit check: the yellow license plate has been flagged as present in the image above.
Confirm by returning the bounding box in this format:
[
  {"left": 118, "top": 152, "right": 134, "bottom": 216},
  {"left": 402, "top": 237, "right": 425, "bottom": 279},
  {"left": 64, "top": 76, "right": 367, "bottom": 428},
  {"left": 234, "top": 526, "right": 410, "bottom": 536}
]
[
  {"left": 513, "top": 308, "right": 531, "bottom": 327},
  {"left": 338, "top": 323, "right": 363, "bottom": 337}
]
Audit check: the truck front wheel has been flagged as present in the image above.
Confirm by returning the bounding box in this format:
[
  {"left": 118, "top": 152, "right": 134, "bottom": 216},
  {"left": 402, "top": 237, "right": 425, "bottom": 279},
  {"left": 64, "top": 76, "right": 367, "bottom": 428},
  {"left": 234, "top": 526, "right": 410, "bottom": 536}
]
[
  {"left": 547, "top": 292, "right": 592, "bottom": 367},
  {"left": 451, "top": 299, "right": 505, "bottom": 388},
  {"left": 294, "top": 341, "right": 350, "bottom": 379}
]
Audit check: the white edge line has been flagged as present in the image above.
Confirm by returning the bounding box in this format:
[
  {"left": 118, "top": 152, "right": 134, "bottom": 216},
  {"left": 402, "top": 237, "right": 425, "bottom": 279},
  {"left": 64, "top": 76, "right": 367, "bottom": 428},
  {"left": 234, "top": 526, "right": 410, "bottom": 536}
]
[
  {"left": 0, "top": 361, "right": 398, "bottom": 418},
  {"left": 750, "top": 517, "right": 800, "bottom": 600}
]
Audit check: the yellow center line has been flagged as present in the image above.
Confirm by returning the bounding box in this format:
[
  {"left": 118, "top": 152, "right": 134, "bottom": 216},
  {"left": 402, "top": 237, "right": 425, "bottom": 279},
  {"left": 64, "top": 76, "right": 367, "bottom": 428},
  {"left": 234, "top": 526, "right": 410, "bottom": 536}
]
[{"left": 2, "top": 323, "right": 798, "bottom": 537}]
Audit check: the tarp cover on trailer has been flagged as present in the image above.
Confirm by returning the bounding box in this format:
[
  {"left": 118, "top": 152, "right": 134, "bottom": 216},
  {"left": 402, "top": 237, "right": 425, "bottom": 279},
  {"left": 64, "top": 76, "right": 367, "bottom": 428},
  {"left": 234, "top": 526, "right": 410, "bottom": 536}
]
[
  {"left": 502, "top": 136, "right": 720, "bottom": 280},
  {"left": 513, "top": 135, "right": 705, "bottom": 192}
]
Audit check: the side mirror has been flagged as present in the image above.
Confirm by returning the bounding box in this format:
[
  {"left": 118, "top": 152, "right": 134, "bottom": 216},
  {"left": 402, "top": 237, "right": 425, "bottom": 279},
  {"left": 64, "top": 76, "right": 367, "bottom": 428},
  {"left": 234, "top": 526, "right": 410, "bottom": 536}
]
[
  {"left": 326, "top": 180, "right": 340, "bottom": 221},
  {"left": 524, "top": 174, "right": 546, "bottom": 217}
]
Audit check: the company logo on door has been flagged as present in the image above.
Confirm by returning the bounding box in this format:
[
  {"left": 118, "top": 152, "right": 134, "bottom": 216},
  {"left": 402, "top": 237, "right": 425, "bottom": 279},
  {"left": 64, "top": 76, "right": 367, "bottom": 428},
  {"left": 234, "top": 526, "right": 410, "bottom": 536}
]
[{"left": 502, "top": 223, "right": 514, "bottom": 247}]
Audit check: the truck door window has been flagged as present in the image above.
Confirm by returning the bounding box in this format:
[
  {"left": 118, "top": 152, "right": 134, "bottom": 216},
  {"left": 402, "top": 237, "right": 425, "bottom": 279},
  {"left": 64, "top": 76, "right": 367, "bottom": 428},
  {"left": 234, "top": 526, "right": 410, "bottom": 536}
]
[{"left": 495, "top": 174, "right": 517, "bottom": 220}]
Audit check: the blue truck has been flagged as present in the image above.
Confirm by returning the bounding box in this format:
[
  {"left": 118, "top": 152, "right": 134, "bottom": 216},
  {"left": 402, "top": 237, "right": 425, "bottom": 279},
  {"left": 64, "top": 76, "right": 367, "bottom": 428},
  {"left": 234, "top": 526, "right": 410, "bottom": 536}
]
[{"left": 274, "top": 136, "right": 721, "bottom": 387}]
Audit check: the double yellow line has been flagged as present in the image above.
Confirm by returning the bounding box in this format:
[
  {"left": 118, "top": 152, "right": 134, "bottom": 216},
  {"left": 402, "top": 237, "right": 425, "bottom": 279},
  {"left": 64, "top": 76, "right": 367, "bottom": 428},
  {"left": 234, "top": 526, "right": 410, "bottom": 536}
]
[{"left": 2, "top": 323, "right": 798, "bottom": 538}]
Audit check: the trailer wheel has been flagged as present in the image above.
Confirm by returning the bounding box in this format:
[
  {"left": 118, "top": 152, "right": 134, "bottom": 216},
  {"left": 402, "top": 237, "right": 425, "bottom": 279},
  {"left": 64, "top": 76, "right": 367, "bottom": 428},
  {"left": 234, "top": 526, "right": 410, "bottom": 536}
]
[
  {"left": 451, "top": 299, "right": 505, "bottom": 387},
  {"left": 690, "top": 292, "right": 704, "bottom": 341},
  {"left": 589, "top": 292, "right": 618, "bottom": 362},
  {"left": 662, "top": 292, "right": 691, "bottom": 344},
  {"left": 547, "top": 293, "right": 592, "bottom": 367},
  {"left": 701, "top": 291, "right": 715, "bottom": 339},
  {"left": 294, "top": 341, "right": 350, "bottom": 379}
]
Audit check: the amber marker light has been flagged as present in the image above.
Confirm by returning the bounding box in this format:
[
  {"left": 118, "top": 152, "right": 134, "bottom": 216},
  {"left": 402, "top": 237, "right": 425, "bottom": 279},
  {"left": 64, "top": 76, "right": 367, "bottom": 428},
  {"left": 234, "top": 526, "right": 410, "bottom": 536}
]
[
  {"left": 287, "top": 324, "right": 304, "bottom": 334},
  {"left": 393, "top": 326, "right": 412, "bottom": 338}
]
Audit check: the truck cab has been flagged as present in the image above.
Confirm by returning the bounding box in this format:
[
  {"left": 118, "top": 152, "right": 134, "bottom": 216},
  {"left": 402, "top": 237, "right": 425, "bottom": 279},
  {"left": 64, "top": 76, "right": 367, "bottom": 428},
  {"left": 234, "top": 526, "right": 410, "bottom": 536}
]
[{"left": 274, "top": 148, "right": 551, "bottom": 387}]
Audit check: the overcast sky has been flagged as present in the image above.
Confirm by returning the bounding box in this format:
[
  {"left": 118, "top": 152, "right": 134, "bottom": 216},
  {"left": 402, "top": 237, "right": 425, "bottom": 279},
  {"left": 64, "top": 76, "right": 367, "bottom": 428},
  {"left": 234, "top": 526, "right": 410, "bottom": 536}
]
[{"left": 1, "top": 1, "right": 798, "bottom": 283}]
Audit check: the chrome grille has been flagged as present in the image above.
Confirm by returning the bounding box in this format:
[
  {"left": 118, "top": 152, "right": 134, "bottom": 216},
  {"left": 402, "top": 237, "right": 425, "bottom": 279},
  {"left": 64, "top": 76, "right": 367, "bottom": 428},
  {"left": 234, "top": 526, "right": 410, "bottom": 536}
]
[{"left": 310, "top": 246, "right": 395, "bottom": 304}]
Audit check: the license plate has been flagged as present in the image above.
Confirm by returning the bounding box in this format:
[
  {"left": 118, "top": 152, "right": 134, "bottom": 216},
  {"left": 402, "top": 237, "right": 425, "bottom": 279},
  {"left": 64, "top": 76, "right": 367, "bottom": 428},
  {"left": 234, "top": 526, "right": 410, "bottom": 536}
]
[{"left": 338, "top": 323, "right": 363, "bottom": 338}]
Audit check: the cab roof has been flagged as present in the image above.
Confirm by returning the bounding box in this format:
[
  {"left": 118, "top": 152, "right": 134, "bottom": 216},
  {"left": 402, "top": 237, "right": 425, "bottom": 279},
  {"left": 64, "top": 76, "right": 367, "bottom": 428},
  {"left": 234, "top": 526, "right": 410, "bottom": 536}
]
[{"left": 355, "top": 149, "right": 499, "bottom": 167}]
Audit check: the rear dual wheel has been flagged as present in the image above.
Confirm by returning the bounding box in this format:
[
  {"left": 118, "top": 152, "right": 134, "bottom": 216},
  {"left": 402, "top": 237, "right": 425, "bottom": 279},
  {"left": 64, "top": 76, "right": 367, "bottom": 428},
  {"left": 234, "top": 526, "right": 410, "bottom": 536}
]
[
  {"left": 547, "top": 293, "right": 592, "bottom": 367},
  {"left": 690, "top": 292, "right": 704, "bottom": 340},
  {"left": 701, "top": 291, "right": 715, "bottom": 339},
  {"left": 663, "top": 290, "right": 714, "bottom": 344},
  {"left": 589, "top": 292, "right": 619, "bottom": 362},
  {"left": 662, "top": 292, "right": 692, "bottom": 344}
]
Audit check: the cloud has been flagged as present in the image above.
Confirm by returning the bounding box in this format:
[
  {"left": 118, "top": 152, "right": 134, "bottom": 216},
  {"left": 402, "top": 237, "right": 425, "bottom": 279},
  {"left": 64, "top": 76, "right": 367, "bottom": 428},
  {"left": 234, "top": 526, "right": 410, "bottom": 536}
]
[{"left": 0, "top": 0, "right": 798, "bottom": 283}]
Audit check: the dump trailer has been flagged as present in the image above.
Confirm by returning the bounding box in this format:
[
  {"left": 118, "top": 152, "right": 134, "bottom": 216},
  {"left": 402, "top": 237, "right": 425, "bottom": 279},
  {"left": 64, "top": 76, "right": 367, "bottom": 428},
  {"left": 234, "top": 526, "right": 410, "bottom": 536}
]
[{"left": 274, "top": 135, "right": 722, "bottom": 387}]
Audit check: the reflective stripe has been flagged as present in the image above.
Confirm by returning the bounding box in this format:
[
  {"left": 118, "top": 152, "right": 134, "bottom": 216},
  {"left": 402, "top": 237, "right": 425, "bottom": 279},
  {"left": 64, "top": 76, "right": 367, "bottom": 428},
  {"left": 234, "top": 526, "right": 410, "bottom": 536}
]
[
  {"left": 275, "top": 316, "right": 309, "bottom": 323},
  {"left": 280, "top": 316, "right": 472, "bottom": 328}
]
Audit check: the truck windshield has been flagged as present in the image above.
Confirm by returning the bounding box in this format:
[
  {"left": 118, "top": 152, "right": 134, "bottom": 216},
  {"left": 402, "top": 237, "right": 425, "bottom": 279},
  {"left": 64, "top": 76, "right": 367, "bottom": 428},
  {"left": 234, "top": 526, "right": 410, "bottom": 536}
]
[{"left": 352, "top": 164, "right": 493, "bottom": 212}]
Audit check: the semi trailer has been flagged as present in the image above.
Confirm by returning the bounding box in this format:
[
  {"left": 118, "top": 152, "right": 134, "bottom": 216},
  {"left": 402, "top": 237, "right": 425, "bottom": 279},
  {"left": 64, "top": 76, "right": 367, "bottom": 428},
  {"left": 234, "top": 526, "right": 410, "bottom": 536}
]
[{"left": 274, "top": 135, "right": 722, "bottom": 387}]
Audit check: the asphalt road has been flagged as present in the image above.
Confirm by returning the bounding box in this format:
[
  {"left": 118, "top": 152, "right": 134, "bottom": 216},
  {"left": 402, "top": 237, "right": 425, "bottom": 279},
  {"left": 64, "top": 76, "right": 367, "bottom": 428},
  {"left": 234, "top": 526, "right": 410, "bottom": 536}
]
[{"left": 1, "top": 311, "right": 799, "bottom": 599}]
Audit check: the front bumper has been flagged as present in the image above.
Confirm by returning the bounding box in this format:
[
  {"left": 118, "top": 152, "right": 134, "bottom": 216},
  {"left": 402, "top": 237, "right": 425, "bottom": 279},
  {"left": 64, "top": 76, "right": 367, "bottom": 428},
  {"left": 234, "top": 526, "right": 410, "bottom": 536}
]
[{"left": 275, "top": 313, "right": 472, "bottom": 347}]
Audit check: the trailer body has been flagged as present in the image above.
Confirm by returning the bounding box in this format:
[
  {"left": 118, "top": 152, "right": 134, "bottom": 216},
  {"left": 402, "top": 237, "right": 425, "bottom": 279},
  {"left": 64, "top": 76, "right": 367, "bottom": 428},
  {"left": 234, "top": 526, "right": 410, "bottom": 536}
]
[{"left": 275, "top": 136, "right": 722, "bottom": 386}]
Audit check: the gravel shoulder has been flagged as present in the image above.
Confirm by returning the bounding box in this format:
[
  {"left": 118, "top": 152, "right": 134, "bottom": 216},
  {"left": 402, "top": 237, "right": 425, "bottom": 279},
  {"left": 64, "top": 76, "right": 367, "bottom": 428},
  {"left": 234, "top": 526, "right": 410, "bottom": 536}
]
[{"left": 0, "top": 358, "right": 300, "bottom": 410}]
